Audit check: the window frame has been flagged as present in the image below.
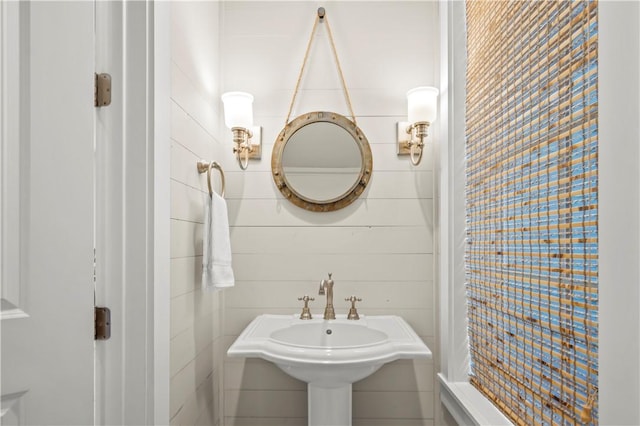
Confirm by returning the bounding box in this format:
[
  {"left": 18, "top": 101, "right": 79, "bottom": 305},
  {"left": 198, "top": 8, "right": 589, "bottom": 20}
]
[{"left": 437, "top": 1, "right": 640, "bottom": 424}]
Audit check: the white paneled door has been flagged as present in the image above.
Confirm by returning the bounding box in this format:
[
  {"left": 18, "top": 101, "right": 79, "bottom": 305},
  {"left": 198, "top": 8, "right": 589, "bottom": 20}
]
[{"left": 1, "top": 1, "right": 96, "bottom": 425}]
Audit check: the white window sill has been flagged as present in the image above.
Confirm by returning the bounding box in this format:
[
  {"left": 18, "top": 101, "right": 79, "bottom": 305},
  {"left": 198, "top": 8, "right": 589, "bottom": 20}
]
[{"left": 438, "top": 374, "right": 514, "bottom": 426}]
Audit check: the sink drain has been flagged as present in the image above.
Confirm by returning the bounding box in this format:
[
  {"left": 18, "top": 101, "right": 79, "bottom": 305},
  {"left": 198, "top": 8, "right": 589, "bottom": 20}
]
[{"left": 326, "top": 329, "right": 332, "bottom": 335}]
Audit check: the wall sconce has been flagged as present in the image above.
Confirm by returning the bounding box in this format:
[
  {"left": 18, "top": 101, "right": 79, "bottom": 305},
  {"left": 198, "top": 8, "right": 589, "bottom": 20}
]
[
  {"left": 221, "top": 91, "right": 262, "bottom": 170},
  {"left": 397, "top": 86, "right": 439, "bottom": 166}
]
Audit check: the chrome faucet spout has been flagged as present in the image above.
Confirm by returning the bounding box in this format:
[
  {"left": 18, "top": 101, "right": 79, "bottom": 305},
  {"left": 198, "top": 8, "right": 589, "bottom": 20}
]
[{"left": 319, "top": 273, "right": 335, "bottom": 320}]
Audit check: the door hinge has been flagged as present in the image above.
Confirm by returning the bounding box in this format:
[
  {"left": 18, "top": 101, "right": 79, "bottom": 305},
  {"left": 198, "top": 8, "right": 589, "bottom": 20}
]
[
  {"left": 94, "top": 73, "right": 111, "bottom": 107},
  {"left": 94, "top": 307, "right": 111, "bottom": 340}
]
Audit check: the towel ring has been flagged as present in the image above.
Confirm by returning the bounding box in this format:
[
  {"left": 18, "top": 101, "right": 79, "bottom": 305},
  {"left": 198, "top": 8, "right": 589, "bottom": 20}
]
[{"left": 197, "top": 160, "right": 226, "bottom": 198}]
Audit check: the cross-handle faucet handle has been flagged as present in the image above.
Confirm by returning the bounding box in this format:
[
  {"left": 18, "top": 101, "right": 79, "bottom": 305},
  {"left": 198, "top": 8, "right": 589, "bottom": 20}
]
[
  {"left": 345, "top": 296, "right": 362, "bottom": 320},
  {"left": 298, "top": 295, "right": 315, "bottom": 305},
  {"left": 298, "top": 295, "right": 314, "bottom": 320}
]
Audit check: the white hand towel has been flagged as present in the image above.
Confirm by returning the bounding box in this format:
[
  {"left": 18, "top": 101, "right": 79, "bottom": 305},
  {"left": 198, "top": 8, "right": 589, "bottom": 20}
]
[{"left": 202, "top": 191, "right": 235, "bottom": 290}]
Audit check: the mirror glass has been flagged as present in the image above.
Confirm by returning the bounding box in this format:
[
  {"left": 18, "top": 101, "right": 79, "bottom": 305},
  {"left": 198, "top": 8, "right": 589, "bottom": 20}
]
[
  {"left": 282, "top": 122, "right": 362, "bottom": 202},
  {"left": 272, "top": 112, "right": 373, "bottom": 212}
]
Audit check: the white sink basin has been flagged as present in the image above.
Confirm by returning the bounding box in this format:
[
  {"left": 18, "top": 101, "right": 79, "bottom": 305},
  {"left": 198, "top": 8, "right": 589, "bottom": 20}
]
[
  {"left": 270, "top": 321, "right": 388, "bottom": 348},
  {"left": 228, "top": 314, "right": 431, "bottom": 426}
]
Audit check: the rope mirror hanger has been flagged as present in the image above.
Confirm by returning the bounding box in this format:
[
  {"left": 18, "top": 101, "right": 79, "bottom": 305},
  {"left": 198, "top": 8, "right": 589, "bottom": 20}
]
[{"left": 284, "top": 7, "right": 357, "bottom": 127}]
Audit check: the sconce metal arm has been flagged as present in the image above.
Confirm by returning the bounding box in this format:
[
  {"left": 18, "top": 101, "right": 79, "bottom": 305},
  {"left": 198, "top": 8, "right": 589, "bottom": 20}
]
[
  {"left": 410, "top": 140, "right": 424, "bottom": 166},
  {"left": 231, "top": 127, "right": 254, "bottom": 170},
  {"left": 406, "top": 121, "right": 430, "bottom": 166}
]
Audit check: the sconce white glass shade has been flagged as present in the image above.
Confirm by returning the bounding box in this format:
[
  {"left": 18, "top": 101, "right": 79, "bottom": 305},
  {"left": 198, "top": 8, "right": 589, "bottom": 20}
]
[
  {"left": 221, "top": 91, "right": 254, "bottom": 129},
  {"left": 407, "top": 86, "right": 439, "bottom": 124}
]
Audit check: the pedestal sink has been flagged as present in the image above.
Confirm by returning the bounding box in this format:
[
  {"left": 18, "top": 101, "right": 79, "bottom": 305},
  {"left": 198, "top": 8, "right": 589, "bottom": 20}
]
[{"left": 227, "top": 314, "right": 431, "bottom": 426}]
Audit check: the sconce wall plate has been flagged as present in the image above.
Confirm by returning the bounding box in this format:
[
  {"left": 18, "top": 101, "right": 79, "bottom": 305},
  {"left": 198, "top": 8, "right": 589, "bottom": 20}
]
[
  {"left": 396, "top": 121, "right": 413, "bottom": 155},
  {"left": 246, "top": 126, "right": 262, "bottom": 159}
]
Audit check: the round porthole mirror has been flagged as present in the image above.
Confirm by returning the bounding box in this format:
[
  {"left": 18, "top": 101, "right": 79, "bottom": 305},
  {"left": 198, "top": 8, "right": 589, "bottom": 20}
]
[{"left": 272, "top": 112, "right": 373, "bottom": 212}]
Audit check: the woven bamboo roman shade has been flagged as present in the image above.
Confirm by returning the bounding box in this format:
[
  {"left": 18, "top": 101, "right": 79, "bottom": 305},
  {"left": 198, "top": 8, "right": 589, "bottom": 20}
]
[{"left": 464, "top": 1, "right": 598, "bottom": 425}]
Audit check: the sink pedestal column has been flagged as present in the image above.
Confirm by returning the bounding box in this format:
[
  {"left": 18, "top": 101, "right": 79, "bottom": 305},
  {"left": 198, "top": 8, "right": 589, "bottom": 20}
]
[{"left": 308, "top": 383, "right": 352, "bottom": 426}]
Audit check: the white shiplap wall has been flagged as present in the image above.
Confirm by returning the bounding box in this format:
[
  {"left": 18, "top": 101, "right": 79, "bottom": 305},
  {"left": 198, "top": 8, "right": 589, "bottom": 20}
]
[
  {"left": 169, "top": 3, "right": 227, "bottom": 425},
  {"left": 221, "top": 2, "right": 439, "bottom": 425}
]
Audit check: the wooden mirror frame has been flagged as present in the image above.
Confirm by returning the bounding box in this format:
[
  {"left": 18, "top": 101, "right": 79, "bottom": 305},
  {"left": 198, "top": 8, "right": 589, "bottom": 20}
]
[{"left": 272, "top": 111, "right": 373, "bottom": 212}]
